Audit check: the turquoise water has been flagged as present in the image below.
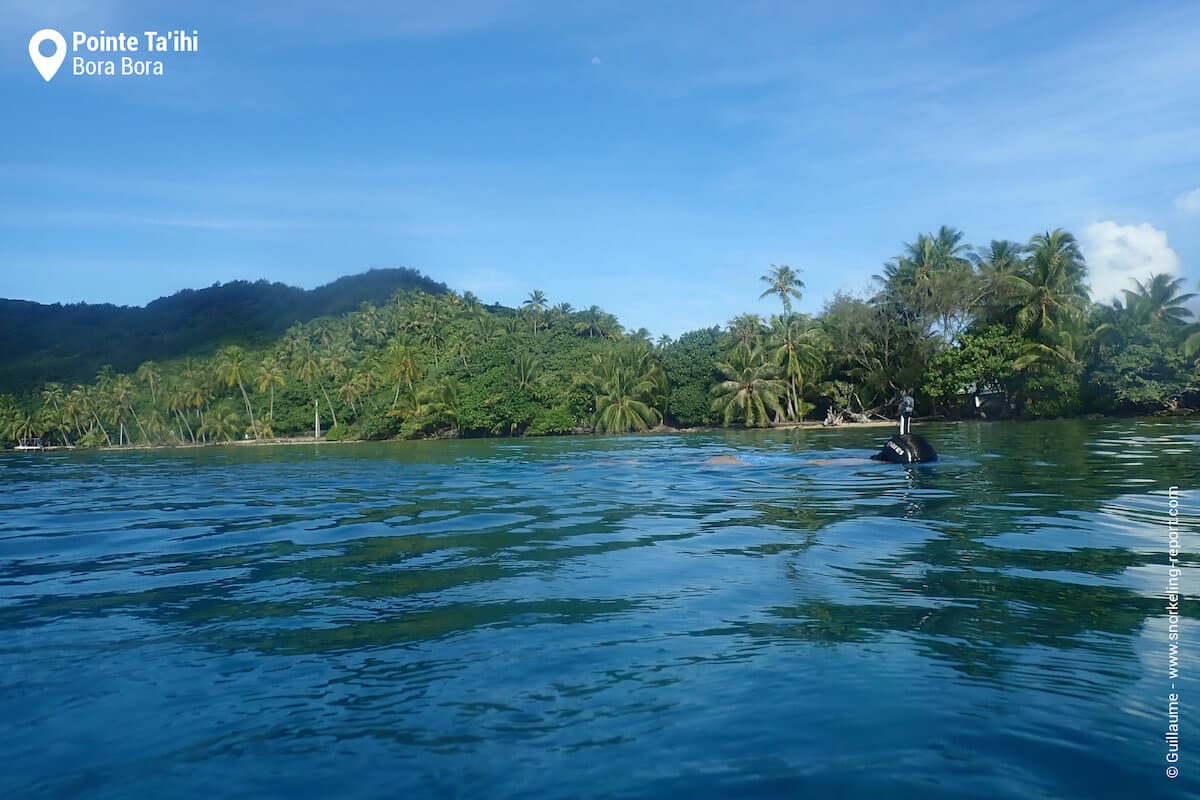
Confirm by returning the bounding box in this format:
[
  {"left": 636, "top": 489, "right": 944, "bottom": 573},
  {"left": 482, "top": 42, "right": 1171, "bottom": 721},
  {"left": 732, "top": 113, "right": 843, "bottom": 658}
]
[{"left": 1, "top": 420, "right": 1197, "bottom": 799}]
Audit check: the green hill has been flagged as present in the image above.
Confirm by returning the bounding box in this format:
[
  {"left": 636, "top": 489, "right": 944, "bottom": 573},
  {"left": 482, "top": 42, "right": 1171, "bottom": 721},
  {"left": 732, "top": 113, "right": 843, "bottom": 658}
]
[{"left": 0, "top": 268, "right": 447, "bottom": 394}]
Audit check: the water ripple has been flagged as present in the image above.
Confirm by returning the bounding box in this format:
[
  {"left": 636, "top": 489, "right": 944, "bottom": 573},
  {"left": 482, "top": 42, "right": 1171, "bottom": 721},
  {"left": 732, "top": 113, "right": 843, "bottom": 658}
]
[{"left": 1, "top": 419, "right": 1198, "bottom": 799}]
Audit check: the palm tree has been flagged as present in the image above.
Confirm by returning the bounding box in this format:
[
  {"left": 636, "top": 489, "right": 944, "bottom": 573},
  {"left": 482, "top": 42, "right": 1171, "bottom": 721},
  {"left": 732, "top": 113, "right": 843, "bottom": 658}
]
[
  {"left": 382, "top": 336, "right": 422, "bottom": 408},
  {"left": 523, "top": 290, "right": 549, "bottom": 333},
  {"left": 338, "top": 370, "right": 373, "bottom": 418},
  {"left": 592, "top": 370, "right": 660, "bottom": 433},
  {"left": 1183, "top": 277, "right": 1200, "bottom": 360},
  {"left": 40, "top": 383, "right": 64, "bottom": 415},
  {"left": 972, "top": 240, "right": 1026, "bottom": 315},
  {"left": 38, "top": 401, "right": 70, "bottom": 446},
  {"left": 104, "top": 377, "right": 130, "bottom": 445},
  {"left": 354, "top": 303, "right": 385, "bottom": 343},
  {"left": 418, "top": 376, "right": 463, "bottom": 432},
  {"left": 292, "top": 341, "right": 338, "bottom": 427},
  {"left": 711, "top": 345, "right": 786, "bottom": 427},
  {"left": 875, "top": 226, "right": 978, "bottom": 340},
  {"left": 759, "top": 264, "right": 805, "bottom": 313},
  {"left": 216, "top": 345, "right": 257, "bottom": 434},
  {"left": 514, "top": 353, "right": 542, "bottom": 393},
  {"left": 425, "top": 321, "right": 447, "bottom": 368},
  {"left": 141, "top": 408, "right": 171, "bottom": 444},
  {"left": 95, "top": 365, "right": 117, "bottom": 391},
  {"left": 406, "top": 293, "right": 447, "bottom": 365},
  {"left": 62, "top": 387, "right": 87, "bottom": 441},
  {"left": 179, "top": 358, "right": 213, "bottom": 442},
  {"left": 165, "top": 378, "right": 196, "bottom": 442},
  {"left": 449, "top": 337, "right": 472, "bottom": 369},
  {"left": 7, "top": 409, "right": 45, "bottom": 445},
  {"left": 650, "top": 363, "right": 671, "bottom": 420},
  {"left": 578, "top": 344, "right": 663, "bottom": 433},
  {"left": 78, "top": 384, "right": 112, "bottom": 446},
  {"left": 574, "top": 306, "right": 603, "bottom": 338},
  {"left": 135, "top": 361, "right": 162, "bottom": 407},
  {"left": 39, "top": 383, "right": 70, "bottom": 445},
  {"left": 112, "top": 374, "right": 148, "bottom": 444},
  {"left": 0, "top": 396, "right": 16, "bottom": 444},
  {"left": 932, "top": 225, "right": 972, "bottom": 266},
  {"left": 311, "top": 320, "right": 336, "bottom": 348},
  {"left": 626, "top": 327, "right": 652, "bottom": 345},
  {"left": 1186, "top": 330, "right": 1200, "bottom": 362},
  {"left": 973, "top": 239, "right": 1026, "bottom": 280},
  {"left": 203, "top": 405, "right": 242, "bottom": 442},
  {"left": 552, "top": 301, "right": 574, "bottom": 321},
  {"left": 1001, "top": 229, "right": 1089, "bottom": 339},
  {"left": 768, "top": 314, "right": 823, "bottom": 421},
  {"left": 595, "top": 311, "right": 623, "bottom": 340},
  {"left": 1120, "top": 274, "right": 1196, "bottom": 326},
  {"left": 474, "top": 313, "right": 500, "bottom": 343},
  {"left": 728, "top": 313, "right": 765, "bottom": 350},
  {"left": 878, "top": 226, "right": 970, "bottom": 293},
  {"left": 93, "top": 366, "right": 121, "bottom": 442},
  {"left": 255, "top": 355, "right": 287, "bottom": 424},
  {"left": 322, "top": 345, "right": 350, "bottom": 394}
]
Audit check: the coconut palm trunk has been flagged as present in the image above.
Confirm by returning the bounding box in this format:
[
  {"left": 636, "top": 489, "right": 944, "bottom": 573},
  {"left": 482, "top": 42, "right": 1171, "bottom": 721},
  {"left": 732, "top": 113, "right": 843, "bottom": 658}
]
[
  {"left": 129, "top": 403, "right": 149, "bottom": 444},
  {"left": 319, "top": 383, "right": 339, "bottom": 427},
  {"left": 90, "top": 408, "right": 112, "bottom": 446},
  {"left": 175, "top": 408, "right": 194, "bottom": 442},
  {"left": 238, "top": 381, "right": 256, "bottom": 433}
]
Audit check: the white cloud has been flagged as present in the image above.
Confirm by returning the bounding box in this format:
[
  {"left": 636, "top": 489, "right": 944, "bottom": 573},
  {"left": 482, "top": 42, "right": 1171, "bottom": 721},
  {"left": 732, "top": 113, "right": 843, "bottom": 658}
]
[
  {"left": 1176, "top": 187, "right": 1200, "bottom": 214},
  {"left": 1082, "top": 221, "right": 1181, "bottom": 303}
]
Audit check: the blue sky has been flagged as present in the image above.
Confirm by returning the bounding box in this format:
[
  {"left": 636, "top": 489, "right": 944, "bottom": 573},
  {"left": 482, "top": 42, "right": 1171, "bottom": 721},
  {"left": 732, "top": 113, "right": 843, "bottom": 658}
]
[{"left": 2, "top": 1, "right": 1198, "bottom": 337}]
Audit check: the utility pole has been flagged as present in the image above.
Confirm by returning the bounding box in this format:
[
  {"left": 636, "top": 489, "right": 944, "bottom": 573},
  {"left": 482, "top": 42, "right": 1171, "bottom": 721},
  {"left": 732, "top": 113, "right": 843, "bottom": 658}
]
[{"left": 314, "top": 398, "right": 321, "bottom": 439}]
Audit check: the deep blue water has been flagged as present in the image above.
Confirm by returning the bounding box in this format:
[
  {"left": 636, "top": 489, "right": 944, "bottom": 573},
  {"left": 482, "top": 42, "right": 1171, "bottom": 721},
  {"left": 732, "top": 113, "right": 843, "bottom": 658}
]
[{"left": 1, "top": 419, "right": 1198, "bottom": 799}]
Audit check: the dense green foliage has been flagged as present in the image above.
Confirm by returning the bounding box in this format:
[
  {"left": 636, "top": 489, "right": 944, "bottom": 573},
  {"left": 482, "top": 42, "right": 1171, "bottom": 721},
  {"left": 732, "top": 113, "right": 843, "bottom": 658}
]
[
  {"left": 0, "top": 268, "right": 447, "bottom": 392},
  {"left": 657, "top": 328, "right": 726, "bottom": 427},
  {"left": 924, "top": 326, "right": 1024, "bottom": 413},
  {"left": 2, "top": 227, "right": 1197, "bottom": 449}
]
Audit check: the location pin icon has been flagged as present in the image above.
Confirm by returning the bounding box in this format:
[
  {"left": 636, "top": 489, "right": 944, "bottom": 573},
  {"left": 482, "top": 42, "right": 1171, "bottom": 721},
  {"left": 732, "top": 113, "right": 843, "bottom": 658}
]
[{"left": 29, "top": 29, "right": 66, "bottom": 82}]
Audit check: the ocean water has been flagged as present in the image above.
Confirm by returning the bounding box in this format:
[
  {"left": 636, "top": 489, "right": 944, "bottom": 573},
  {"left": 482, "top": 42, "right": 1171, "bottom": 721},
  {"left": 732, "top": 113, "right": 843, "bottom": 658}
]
[{"left": 1, "top": 419, "right": 1197, "bottom": 799}]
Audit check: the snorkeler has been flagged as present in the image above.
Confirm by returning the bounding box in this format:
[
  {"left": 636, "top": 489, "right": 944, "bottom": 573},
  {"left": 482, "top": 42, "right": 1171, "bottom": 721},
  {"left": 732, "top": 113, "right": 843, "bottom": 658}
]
[
  {"left": 872, "top": 387, "right": 936, "bottom": 463},
  {"left": 898, "top": 389, "right": 914, "bottom": 436}
]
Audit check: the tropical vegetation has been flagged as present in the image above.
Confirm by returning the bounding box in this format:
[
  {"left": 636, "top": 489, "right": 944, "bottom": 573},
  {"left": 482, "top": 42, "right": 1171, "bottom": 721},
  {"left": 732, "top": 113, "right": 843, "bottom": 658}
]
[{"left": 2, "top": 226, "right": 1197, "bottom": 448}]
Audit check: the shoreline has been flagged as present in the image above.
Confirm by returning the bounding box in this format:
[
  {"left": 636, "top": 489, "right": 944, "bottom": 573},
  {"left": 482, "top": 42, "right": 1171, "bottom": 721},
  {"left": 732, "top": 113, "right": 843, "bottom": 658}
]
[
  {"left": 12, "top": 418, "right": 907, "bottom": 453},
  {"left": 14, "top": 410, "right": 1188, "bottom": 454}
]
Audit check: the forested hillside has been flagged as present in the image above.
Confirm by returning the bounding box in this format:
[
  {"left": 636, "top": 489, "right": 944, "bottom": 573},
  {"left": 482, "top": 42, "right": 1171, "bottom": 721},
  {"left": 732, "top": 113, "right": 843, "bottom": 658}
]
[
  {"left": 2, "top": 227, "right": 1198, "bottom": 448},
  {"left": 0, "top": 268, "right": 447, "bottom": 393}
]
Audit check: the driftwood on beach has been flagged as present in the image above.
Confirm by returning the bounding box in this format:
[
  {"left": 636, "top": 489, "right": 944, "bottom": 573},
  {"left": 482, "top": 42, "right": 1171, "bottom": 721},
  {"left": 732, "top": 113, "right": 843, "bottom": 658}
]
[{"left": 822, "top": 408, "right": 888, "bottom": 427}]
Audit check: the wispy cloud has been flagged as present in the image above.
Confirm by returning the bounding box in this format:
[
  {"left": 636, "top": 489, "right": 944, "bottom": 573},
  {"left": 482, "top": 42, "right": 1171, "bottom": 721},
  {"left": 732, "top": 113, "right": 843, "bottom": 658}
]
[
  {"left": 582, "top": 3, "right": 1200, "bottom": 176},
  {"left": 3, "top": 1, "right": 1196, "bottom": 330},
  {"left": 1176, "top": 188, "right": 1200, "bottom": 215},
  {"left": 937, "top": 44, "right": 1196, "bottom": 168},
  {"left": 50, "top": 210, "right": 296, "bottom": 232}
]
